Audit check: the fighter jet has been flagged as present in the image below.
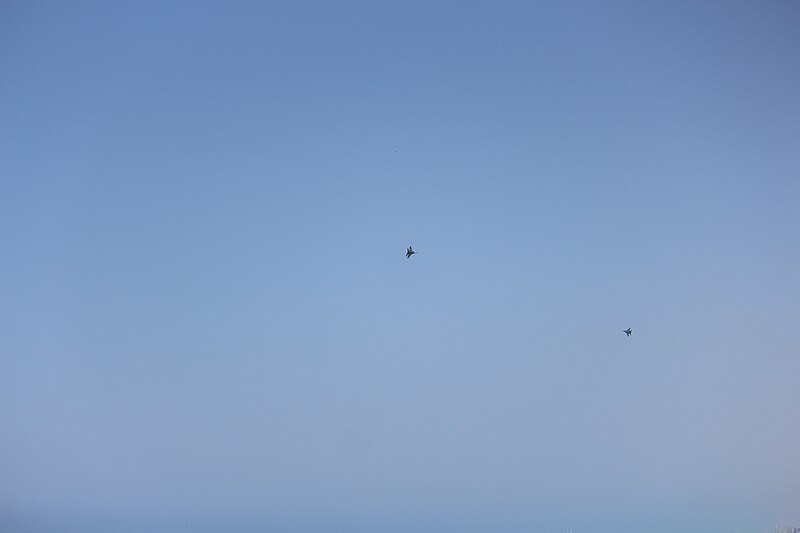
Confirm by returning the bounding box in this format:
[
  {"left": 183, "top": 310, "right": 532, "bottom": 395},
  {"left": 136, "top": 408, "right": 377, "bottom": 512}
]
[
  {"left": 624, "top": 328, "right": 632, "bottom": 337},
  {"left": 406, "top": 246, "right": 416, "bottom": 259}
]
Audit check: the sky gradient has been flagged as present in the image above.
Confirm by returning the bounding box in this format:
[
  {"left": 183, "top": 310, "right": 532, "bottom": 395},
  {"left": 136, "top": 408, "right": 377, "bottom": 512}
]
[{"left": 2, "top": 1, "right": 799, "bottom": 532}]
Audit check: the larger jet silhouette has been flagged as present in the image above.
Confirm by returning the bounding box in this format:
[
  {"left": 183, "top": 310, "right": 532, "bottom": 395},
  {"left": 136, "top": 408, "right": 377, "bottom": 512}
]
[
  {"left": 624, "top": 328, "right": 632, "bottom": 337},
  {"left": 406, "top": 246, "right": 416, "bottom": 259}
]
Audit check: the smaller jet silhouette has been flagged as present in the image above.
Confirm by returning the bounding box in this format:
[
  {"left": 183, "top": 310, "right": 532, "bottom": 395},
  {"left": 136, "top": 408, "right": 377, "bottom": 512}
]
[
  {"left": 624, "top": 328, "right": 632, "bottom": 337},
  {"left": 406, "top": 246, "right": 416, "bottom": 259}
]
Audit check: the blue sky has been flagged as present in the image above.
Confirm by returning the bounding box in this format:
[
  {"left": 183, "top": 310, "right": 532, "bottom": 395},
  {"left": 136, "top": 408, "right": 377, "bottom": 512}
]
[{"left": 2, "top": 1, "right": 799, "bottom": 531}]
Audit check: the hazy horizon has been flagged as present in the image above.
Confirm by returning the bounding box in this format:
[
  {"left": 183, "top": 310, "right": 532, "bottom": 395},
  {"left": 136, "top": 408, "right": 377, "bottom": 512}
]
[{"left": 2, "top": 1, "right": 799, "bottom": 531}]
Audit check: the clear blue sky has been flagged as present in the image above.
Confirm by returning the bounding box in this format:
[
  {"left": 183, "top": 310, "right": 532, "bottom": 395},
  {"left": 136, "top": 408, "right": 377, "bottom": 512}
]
[{"left": 2, "top": 1, "right": 799, "bottom": 532}]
